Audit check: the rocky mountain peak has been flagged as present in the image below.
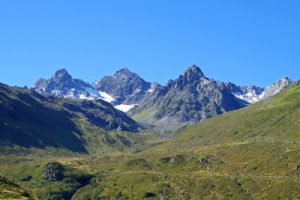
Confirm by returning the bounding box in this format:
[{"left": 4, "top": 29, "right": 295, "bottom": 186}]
[
  {"left": 33, "top": 68, "right": 101, "bottom": 99},
  {"left": 115, "top": 68, "right": 134, "bottom": 77},
  {"left": 52, "top": 68, "right": 72, "bottom": 82},
  {"left": 93, "top": 68, "right": 151, "bottom": 105},
  {"left": 183, "top": 65, "right": 205, "bottom": 82}
]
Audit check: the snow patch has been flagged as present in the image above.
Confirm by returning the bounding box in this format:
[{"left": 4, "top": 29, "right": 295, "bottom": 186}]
[
  {"left": 147, "top": 88, "right": 154, "bottom": 93},
  {"left": 114, "top": 104, "right": 136, "bottom": 112},
  {"left": 258, "top": 92, "right": 265, "bottom": 99},
  {"left": 79, "top": 94, "right": 95, "bottom": 100},
  {"left": 99, "top": 92, "right": 115, "bottom": 103},
  {"left": 233, "top": 92, "right": 262, "bottom": 104}
]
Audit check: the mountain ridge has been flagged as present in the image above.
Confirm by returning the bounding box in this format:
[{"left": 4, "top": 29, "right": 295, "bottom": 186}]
[{"left": 32, "top": 66, "right": 293, "bottom": 130}]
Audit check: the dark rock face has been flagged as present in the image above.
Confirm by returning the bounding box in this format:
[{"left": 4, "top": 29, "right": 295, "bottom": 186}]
[
  {"left": 43, "top": 162, "right": 64, "bottom": 182},
  {"left": 93, "top": 68, "right": 152, "bottom": 104}
]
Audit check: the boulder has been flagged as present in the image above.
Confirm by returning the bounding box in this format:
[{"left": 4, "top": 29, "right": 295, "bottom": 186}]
[
  {"left": 160, "top": 155, "right": 185, "bottom": 164},
  {"left": 43, "top": 162, "right": 64, "bottom": 182}
]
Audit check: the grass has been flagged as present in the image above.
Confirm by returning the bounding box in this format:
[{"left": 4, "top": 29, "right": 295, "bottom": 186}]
[{"left": 0, "top": 176, "right": 32, "bottom": 200}]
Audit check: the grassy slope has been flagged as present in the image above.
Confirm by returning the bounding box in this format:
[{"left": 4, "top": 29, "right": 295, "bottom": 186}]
[
  {"left": 0, "top": 84, "right": 300, "bottom": 199},
  {"left": 0, "top": 176, "right": 33, "bottom": 200}
]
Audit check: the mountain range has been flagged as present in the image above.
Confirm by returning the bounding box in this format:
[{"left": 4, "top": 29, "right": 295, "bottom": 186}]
[{"left": 33, "top": 65, "right": 292, "bottom": 129}]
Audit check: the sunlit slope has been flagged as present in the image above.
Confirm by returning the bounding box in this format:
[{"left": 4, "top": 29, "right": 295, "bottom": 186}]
[{"left": 164, "top": 83, "right": 300, "bottom": 149}]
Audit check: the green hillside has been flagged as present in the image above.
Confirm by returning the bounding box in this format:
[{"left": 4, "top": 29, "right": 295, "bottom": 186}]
[{"left": 0, "top": 83, "right": 299, "bottom": 199}]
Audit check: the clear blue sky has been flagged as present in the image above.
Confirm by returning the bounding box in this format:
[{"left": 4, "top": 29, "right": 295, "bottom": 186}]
[{"left": 0, "top": 0, "right": 300, "bottom": 87}]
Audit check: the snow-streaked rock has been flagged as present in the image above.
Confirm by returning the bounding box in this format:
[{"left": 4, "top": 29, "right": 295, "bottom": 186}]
[
  {"left": 231, "top": 77, "right": 292, "bottom": 104},
  {"left": 93, "top": 68, "right": 152, "bottom": 105}
]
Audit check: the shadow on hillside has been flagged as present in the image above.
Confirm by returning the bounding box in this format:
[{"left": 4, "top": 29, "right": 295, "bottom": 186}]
[{"left": 0, "top": 88, "right": 87, "bottom": 153}]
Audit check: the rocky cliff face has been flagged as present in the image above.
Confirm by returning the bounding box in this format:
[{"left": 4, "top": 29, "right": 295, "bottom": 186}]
[{"left": 263, "top": 77, "right": 292, "bottom": 98}]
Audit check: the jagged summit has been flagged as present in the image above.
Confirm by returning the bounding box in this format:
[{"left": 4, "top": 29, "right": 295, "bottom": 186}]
[
  {"left": 51, "top": 68, "right": 72, "bottom": 82},
  {"left": 180, "top": 65, "right": 206, "bottom": 84},
  {"left": 53, "top": 68, "right": 70, "bottom": 77},
  {"left": 184, "top": 65, "right": 205, "bottom": 77},
  {"left": 115, "top": 68, "right": 133, "bottom": 76}
]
